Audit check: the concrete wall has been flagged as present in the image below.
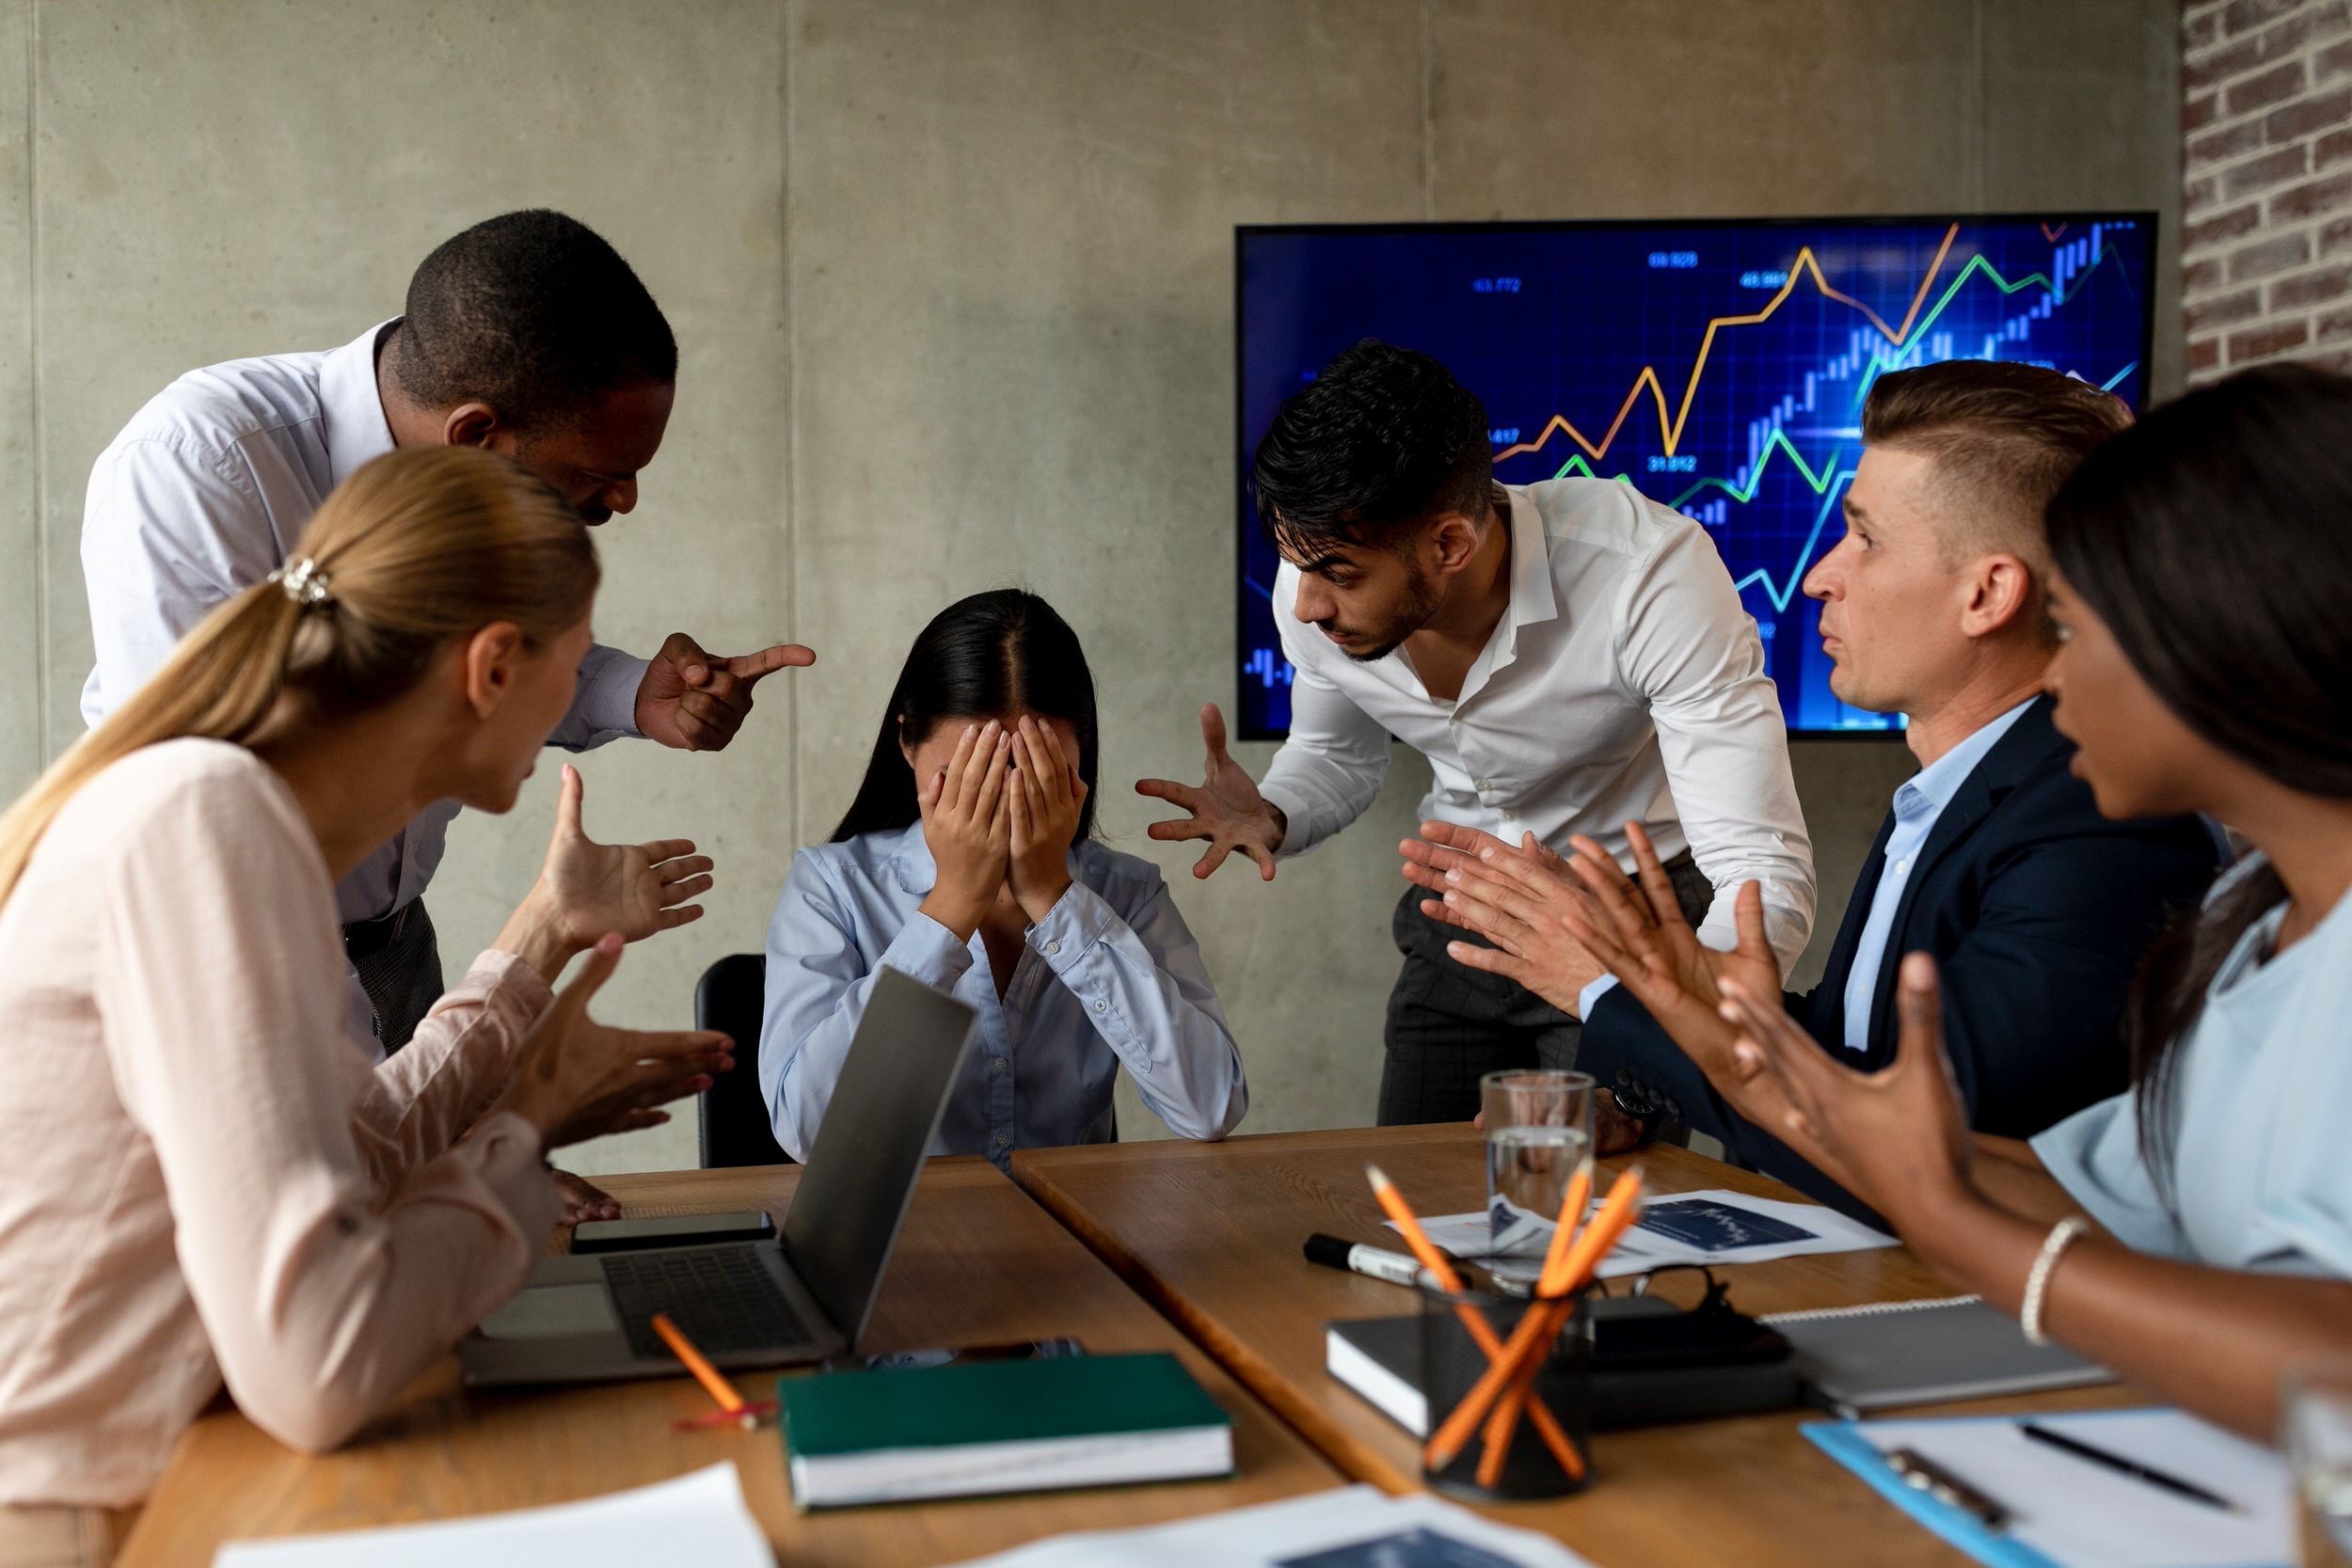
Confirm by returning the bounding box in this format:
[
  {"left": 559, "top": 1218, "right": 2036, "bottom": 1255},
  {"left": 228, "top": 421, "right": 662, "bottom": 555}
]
[{"left": 0, "top": 1, "right": 2180, "bottom": 1173}]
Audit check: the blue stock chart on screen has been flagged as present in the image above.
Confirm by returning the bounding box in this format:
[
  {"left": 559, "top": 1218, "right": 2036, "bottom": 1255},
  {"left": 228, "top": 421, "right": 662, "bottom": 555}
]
[{"left": 1235, "top": 216, "right": 2155, "bottom": 738}]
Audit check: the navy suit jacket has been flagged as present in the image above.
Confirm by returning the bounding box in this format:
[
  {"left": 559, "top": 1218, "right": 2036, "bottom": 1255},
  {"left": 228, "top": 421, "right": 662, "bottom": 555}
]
[{"left": 1578, "top": 695, "right": 2220, "bottom": 1218}]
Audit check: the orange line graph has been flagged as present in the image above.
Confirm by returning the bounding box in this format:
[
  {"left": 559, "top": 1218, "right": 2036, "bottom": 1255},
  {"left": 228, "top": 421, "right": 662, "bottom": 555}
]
[
  {"left": 2041, "top": 223, "right": 2069, "bottom": 243},
  {"left": 1492, "top": 223, "right": 1963, "bottom": 462}
]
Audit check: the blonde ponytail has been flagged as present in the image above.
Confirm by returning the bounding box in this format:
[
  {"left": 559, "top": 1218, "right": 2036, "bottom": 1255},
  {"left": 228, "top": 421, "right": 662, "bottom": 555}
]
[{"left": 0, "top": 446, "right": 597, "bottom": 911}]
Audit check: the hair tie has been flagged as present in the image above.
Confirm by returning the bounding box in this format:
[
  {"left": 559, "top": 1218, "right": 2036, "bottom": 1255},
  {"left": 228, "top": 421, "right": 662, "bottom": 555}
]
[{"left": 267, "top": 558, "right": 333, "bottom": 609}]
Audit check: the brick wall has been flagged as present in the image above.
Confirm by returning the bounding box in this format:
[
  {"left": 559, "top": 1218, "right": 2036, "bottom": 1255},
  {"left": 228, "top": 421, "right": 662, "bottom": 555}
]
[{"left": 2183, "top": 0, "right": 2352, "bottom": 379}]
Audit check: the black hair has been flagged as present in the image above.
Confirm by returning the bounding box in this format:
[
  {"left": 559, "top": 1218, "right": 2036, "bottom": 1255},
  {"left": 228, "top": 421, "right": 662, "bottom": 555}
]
[
  {"left": 2045, "top": 363, "right": 2352, "bottom": 1188},
  {"left": 831, "top": 590, "right": 1100, "bottom": 844},
  {"left": 1250, "top": 340, "right": 1493, "bottom": 556},
  {"left": 390, "top": 210, "right": 676, "bottom": 429}
]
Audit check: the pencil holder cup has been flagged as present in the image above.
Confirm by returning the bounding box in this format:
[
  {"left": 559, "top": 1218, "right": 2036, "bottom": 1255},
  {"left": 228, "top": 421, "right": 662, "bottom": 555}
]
[{"left": 1417, "top": 1283, "right": 1594, "bottom": 1502}]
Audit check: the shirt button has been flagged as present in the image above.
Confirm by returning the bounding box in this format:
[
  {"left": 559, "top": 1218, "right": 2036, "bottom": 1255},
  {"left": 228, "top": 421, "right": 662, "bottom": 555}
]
[
  {"left": 1092, "top": 1000, "right": 1108, "bottom": 1013},
  {"left": 993, "top": 1056, "right": 1009, "bottom": 1072},
  {"left": 1500, "top": 810, "right": 1516, "bottom": 822},
  {"left": 1475, "top": 779, "right": 1493, "bottom": 792},
  {"left": 995, "top": 1131, "right": 1011, "bottom": 1147},
  {"left": 1895, "top": 858, "right": 1910, "bottom": 874},
  {"left": 1045, "top": 940, "right": 1060, "bottom": 955}
]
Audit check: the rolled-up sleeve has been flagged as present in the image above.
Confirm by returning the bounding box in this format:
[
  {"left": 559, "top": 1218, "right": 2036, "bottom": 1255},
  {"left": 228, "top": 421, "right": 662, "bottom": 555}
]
[
  {"left": 761, "top": 853, "right": 975, "bottom": 1159},
  {"left": 1616, "top": 525, "right": 1817, "bottom": 972},
  {"left": 98, "top": 768, "right": 559, "bottom": 1457},
  {"left": 1025, "top": 879, "right": 1247, "bottom": 1141}
]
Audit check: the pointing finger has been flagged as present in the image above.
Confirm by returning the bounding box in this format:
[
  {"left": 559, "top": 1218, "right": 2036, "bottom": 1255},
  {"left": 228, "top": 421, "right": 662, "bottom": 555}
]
[{"left": 724, "top": 642, "right": 818, "bottom": 685}]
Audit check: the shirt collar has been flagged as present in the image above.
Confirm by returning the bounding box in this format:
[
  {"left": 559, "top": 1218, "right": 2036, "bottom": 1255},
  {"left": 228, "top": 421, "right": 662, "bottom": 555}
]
[
  {"left": 1500, "top": 484, "right": 1561, "bottom": 637},
  {"left": 1894, "top": 697, "right": 2037, "bottom": 820},
  {"left": 319, "top": 319, "right": 401, "bottom": 486}
]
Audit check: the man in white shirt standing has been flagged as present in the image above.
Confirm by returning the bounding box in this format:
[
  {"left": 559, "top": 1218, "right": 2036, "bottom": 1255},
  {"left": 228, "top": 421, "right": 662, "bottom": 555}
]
[
  {"left": 1138, "top": 341, "right": 1816, "bottom": 1122},
  {"left": 81, "top": 210, "right": 812, "bottom": 1057}
]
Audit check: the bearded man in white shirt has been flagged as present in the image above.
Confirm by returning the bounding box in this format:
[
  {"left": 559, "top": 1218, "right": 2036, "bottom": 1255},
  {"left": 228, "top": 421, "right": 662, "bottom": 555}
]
[
  {"left": 80, "top": 210, "right": 813, "bottom": 1059},
  {"left": 1139, "top": 341, "right": 1816, "bottom": 1122}
]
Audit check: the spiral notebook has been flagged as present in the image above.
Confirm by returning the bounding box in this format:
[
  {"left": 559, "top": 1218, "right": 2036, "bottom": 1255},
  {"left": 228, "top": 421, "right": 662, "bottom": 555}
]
[{"left": 1759, "top": 1296, "right": 2111, "bottom": 1416}]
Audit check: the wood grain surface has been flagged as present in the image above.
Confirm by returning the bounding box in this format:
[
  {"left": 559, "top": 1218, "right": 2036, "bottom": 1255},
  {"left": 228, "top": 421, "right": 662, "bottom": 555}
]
[
  {"left": 113, "top": 1156, "right": 1343, "bottom": 1568},
  {"left": 1010, "top": 1123, "right": 2139, "bottom": 1568}
]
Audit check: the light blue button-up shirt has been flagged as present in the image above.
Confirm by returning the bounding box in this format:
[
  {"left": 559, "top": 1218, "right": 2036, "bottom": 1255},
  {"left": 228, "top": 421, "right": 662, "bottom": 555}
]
[
  {"left": 761, "top": 823, "right": 1248, "bottom": 1169},
  {"left": 1838, "top": 700, "right": 2035, "bottom": 1053}
]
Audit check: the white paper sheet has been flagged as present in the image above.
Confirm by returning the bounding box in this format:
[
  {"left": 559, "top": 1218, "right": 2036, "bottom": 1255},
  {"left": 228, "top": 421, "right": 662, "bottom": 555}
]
[
  {"left": 1849, "top": 1409, "right": 2292, "bottom": 1568},
  {"left": 944, "top": 1484, "right": 1597, "bottom": 1567},
  {"left": 1393, "top": 1189, "right": 1897, "bottom": 1281},
  {"left": 212, "top": 1462, "right": 775, "bottom": 1568}
]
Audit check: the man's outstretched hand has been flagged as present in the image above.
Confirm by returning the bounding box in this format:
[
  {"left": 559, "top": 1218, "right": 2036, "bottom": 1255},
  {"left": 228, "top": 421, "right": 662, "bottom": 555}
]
[
  {"left": 636, "top": 632, "right": 816, "bottom": 752},
  {"left": 1136, "top": 704, "right": 1286, "bottom": 881}
]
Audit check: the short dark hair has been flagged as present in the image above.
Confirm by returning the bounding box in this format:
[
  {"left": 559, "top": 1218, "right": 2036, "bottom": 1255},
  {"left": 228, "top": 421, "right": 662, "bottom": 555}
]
[
  {"left": 1861, "top": 360, "right": 2132, "bottom": 572},
  {"left": 831, "top": 589, "right": 1100, "bottom": 844},
  {"left": 390, "top": 210, "right": 676, "bottom": 429},
  {"left": 1251, "top": 341, "right": 1493, "bottom": 556},
  {"left": 2047, "top": 364, "right": 2352, "bottom": 1190}
]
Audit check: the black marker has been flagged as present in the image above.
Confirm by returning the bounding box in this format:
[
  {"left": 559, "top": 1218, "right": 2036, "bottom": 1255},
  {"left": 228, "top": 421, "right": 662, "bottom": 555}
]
[
  {"left": 1304, "top": 1233, "right": 1438, "bottom": 1291},
  {"left": 2018, "top": 1421, "right": 2243, "bottom": 1513}
]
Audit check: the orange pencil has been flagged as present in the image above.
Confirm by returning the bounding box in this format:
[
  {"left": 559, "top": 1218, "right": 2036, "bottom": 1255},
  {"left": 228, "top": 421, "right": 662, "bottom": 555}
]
[
  {"left": 1427, "top": 1168, "right": 1645, "bottom": 1471},
  {"left": 1475, "top": 1164, "right": 1591, "bottom": 1486},
  {"left": 1367, "top": 1165, "right": 1584, "bottom": 1481},
  {"left": 652, "top": 1311, "right": 756, "bottom": 1430}
]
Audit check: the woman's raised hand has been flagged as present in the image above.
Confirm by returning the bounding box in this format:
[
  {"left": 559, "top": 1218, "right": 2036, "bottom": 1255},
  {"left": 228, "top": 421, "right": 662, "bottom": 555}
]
[
  {"left": 494, "top": 933, "right": 737, "bottom": 1151},
  {"left": 1008, "top": 717, "right": 1085, "bottom": 924},
  {"left": 1714, "top": 953, "right": 1975, "bottom": 1215},
  {"left": 916, "top": 721, "right": 1013, "bottom": 941},
  {"left": 496, "top": 766, "right": 714, "bottom": 982}
]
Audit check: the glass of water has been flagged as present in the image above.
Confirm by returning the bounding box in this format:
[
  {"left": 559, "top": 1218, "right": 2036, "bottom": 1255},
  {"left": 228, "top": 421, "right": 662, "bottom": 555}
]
[
  {"left": 1481, "top": 1069, "right": 1595, "bottom": 1284},
  {"left": 2287, "top": 1362, "right": 2352, "bottom": 1566}
]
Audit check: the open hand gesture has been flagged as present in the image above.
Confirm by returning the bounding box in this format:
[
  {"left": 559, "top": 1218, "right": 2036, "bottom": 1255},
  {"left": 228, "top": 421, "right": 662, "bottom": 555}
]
[
  {"left": 1397, "top": 822, "right": 1610, "bottom": 1014},
  {"left": 539, "top": 765, "right": 712, "bottom": 942},
  {"left": 1715, "top": 953, "right": 1974, "bottom": 1222},
  {"left": 1008, "top": 717, "right": 1085, "bottom": 924},
  {"left": 917, "top": 721, "right": 1012, "bottom": 939},
  {"left": 495, "top": 934, "right": 738, "bottom": 1151},
  {"left": 1136, "top": 704, "right": 1284, "bottom": 881}
]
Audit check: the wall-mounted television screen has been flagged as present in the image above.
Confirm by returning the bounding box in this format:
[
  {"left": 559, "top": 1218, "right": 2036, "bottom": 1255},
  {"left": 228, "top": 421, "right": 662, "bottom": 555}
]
[{"left": 1234, "top": 214, "right": 2157, "bottom": 739}]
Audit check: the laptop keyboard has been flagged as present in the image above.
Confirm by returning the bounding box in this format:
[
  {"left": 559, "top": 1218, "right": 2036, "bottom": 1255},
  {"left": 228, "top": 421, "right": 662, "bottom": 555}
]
[{"left": 599, "top": 1245, "right": 810, "bottom": 1359}]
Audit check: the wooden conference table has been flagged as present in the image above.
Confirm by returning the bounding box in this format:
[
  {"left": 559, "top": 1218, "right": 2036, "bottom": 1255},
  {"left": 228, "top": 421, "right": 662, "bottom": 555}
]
[
  {"left": 119, "top": 1126, "right": 2135, "bottom": 1566},
  {"left": 1012, "top": 1124, "right": 2137, "bottom": 1568},
  {"left": 114, "top": 1156, "right": 1343, "bottom": 1568}
]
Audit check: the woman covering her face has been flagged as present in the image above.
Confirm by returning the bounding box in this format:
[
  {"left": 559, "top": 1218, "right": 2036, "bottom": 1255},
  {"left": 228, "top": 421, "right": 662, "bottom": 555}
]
[{"left": 761, "top": 589, "right": 1247, "bottom": 1168}]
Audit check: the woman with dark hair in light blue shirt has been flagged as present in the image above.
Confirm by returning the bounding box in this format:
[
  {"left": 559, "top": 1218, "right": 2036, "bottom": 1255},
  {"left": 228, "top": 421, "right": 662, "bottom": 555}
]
[{"left": 761, "top": 590, "right": 1247, "bottom": 1167}]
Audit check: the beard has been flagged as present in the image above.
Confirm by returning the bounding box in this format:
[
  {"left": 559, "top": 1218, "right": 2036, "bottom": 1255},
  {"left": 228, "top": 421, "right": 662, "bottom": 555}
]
[{"left": 1323, "top": 559, "right": 1445, "bottom": 663}]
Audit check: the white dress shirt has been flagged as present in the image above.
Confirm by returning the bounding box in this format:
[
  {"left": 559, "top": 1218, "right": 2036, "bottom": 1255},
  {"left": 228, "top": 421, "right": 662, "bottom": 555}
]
[
  {"left": 1837, "top": 700, "right": 2033, "bottom": 1052},
  {"left": 761, "top": 824, "right": 1248, "bottom": 1166},
  {"left": 1260, "top": 479, "right": 1816, "bottom": 972},
  {"left": 78, "top": 322, "right": 650, "bottom": 932}
]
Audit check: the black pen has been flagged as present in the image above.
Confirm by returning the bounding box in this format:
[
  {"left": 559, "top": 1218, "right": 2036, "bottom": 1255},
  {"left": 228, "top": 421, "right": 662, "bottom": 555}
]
[
  {"left": 2018, "top": 1420, "right": 2243, "bottom": 1513},
  {"left": 1885, "top": 1448, "right": 2011, "bottom": 1531}
]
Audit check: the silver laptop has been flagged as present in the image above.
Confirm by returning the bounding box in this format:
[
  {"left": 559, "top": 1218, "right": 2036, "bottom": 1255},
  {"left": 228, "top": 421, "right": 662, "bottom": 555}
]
[{"left": 459, "top": 966, "right": 978, "bottom": 1386}]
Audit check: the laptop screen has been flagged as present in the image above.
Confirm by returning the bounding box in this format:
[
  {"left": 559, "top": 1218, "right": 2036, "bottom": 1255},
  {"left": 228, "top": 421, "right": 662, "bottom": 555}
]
[{"left": 781, "top": 966, "right": 978, "bottom": 1347}]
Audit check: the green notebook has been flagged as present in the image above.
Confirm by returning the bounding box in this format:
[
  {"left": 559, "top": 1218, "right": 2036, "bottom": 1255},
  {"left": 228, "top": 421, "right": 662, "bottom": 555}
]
[{"left": 778, "top": 1353, "right": 1235, "bottom": 1509}]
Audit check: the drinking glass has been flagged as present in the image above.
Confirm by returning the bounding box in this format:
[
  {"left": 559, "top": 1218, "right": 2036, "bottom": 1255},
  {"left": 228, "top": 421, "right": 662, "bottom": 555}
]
[
  {"left": 2286, "top": 1362, "right": 2352, "bottom": 1566},
  {"left": 1481, "top": 1069, "right": 1595, "bottom": 1283}
]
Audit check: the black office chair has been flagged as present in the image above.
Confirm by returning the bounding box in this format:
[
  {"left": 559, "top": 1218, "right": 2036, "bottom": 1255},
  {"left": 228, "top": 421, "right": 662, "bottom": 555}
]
[{"left": 694, "top": 953, "right": 794, "bottom": 1168}]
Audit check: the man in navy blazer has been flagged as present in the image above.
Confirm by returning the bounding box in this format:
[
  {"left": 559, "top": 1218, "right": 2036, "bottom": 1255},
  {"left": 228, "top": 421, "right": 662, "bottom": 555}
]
[{"left": 1402, "top": 361, "right": 2220, "bottom": 1218}]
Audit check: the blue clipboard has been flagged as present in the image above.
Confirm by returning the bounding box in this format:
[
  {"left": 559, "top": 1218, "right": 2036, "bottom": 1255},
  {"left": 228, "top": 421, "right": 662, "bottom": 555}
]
[{"left": 1805, "top": 1420, "right": 2067, "bottom": 1568}]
